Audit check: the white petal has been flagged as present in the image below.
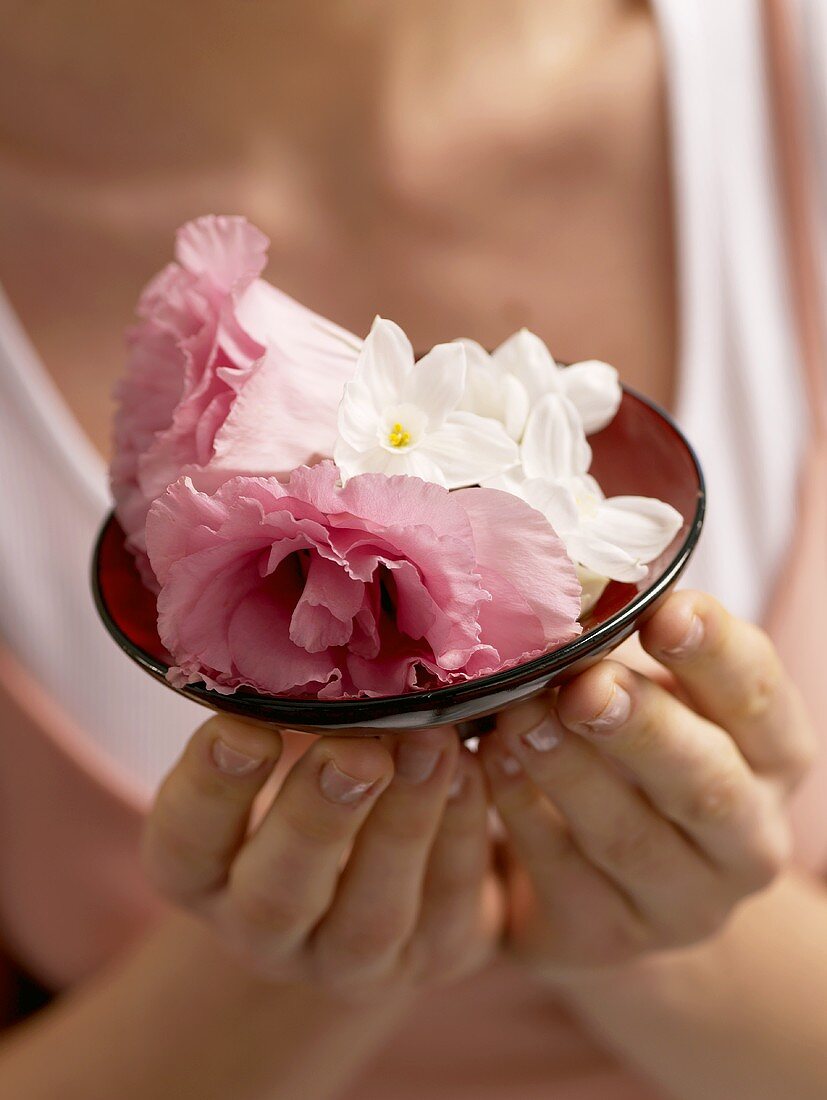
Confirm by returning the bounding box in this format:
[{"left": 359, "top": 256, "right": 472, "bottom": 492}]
[
  {"left": 333, "top": 436, "right": 377, "bottom": 483},
  {"left": 492, "top": 328, "right": 561, "bottom": 403},
  {"left": 521, "top": 393, "right": 592, "bottom": 481},
  {"left": 453, "top": 338, "right": 491, "bottom": 370},
  {"left": 458, "top": 361, "right": 496, "bottom": 416},
  {"left": 386, "top": 449, "right": 448, "bottom": 485},
  {"left": 559, "top": 360, "right": 622, "bottom": 434},
  {"left": 500, "top": 373, "right": 531, "bottom": 440},
  {"left": 585, "top": 496, "right": 684, "bottom": 556},
  {"left": 565, "top": 531, "right": 649, "bottom": 583},
  {"left": 377, "top": 402, "right": 428, "bottom": 450},
  {"left": 482, "top": 465, "right": 528, "bottom": 497},
  {"left": 357, "top": 316, "right": 414, "bottom": 409},
  {"left": 334, "top": 437, "right": 446, "bottom": 486},
  {"left": 577, "top": 564, "right": 610, "bottom": 616},
  {"left": 459, "top": 361, "right": 530, "bottom": 441},
  {"left": 579, "top": 473, "right": 605, "bottom": 500},
  {"left": 572, "top": 495, "right": 684, "bottom": 582},
  {"left": 520, "top": 477, "right": 580, "bottom": 539},
  {"left": 422, "top": 412, "right": 519, "bottom": 489},
  {"left": 337, "top": 378, "right": 380, "bottom": 450},
  {"left": 403, "top": 342, "right": 466, "bottom": 427}
]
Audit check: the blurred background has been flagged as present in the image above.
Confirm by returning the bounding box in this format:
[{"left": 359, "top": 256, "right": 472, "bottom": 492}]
[{"left": 0, "top": 3, "right": 825, "bottom": 1099}]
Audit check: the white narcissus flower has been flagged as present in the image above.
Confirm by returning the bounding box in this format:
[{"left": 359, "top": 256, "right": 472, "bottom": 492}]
[
  {"left": 334, "top": 317, "right": 519, "bottom": 488},
  {"left": 455, "top": 339, "right": 531, "bottom": 441},
  {"left": 488, "top": 393, "right": 683, "bottom": 584},
  {"left": 457, "top": 329, "right": 622, "bottom": 439},
  {"left": 576, "top": 565, "right": 611, "bottom": 617}
]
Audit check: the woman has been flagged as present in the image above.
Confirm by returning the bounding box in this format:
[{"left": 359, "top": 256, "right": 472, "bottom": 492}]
[{"left": 1, "top": 2, "right": 826, "bottom": 1098}]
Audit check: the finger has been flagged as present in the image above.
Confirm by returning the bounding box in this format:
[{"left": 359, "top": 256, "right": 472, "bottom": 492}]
[
  {"left": 640, "top": 591, "right": 815, "bottom": 787},
  {"left": 412, "top": 749, "right": 496, "bottom": 981},
  {"left": 492, "top": 698, "right": 731, "bottom": 944},
  {"left": 314, "top": 727, "right": 459, "bottom": 985},
  {"left": 557, "top": 663, "right": 790, "bottom": 888},
  {"left": 143, "top": 716, "right": 282, "bottom": 907},
  {"left": 227, "top": 736, "right": 393, "bottom": 967},
  {"left": 478, "top": 733, "right": 650, "bottom": 968}
]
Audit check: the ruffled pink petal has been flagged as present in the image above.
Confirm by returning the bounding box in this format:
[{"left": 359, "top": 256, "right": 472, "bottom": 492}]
[
  {"left": 134, "top": 264, "right": 204, "bottom": 339},
  {"left": 174, "top": 215, "right": 269, "bottom": 296},
  {"left": 145, "top": 477, "right": 230, "bottom": 585},
  {"left": 463, "top": 569, "right": 547, "bottom": 673},
  {"left": 111, "top": 321, "right": 189, "bottom": 566},
  {"left": 156, "top": 542, "right": 265, "bottom": 676},
  {"left": 136, "top": 325, "right": 263, "bottom": 503},
  {"left": 384, "top": 559, "right": 438, "bottom": 641},
  {"left": 287, "top": 468, "right": 486, "bottom": 647},
  {"left": 209, "top": 284, "right": 362, "bottom": 476},
  {"left": 208, "top": 346, "right": 342, "bottom": 476},
  {"left": 343, "top": 618, "right": 431, "bottom": 698},
  {"left": 146, "top": 465, "right": 582, "bottom": 701},
  {"left": 349, "top": 587, "right": 382, "bottom": 660},
  {"left": 226, "top": 574, "right": 340, "bottom": 695},
  {"left": 325, "top": 523, "right": 485, "bottom": 667},
  {"left": 336, "top": 467, "right": 475, "bottom": 542},
  {"left": 289, "top": 554, "right": 365, "bottom": 653},
  {"left": 112, "top": 215, "right": 368, "bottom": 589},
  {"left": 112, "top": 217, "right": 274, "bottom": 569},
  {"left": 455, "top": 486, "right": 583, "bottom": 648}
]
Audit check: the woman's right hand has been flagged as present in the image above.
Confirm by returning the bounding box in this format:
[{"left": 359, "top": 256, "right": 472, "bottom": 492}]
[{"left": 143, "top": 717, "right": 498, "bottom": 1002}]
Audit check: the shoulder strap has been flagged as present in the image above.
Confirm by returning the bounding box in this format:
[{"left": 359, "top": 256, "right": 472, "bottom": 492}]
[
  {"left": 762, "top": 0, "right": 827, "bottom": 666},
  {"left": 762, "top": 0, "right": 827, "bottom": 436}
]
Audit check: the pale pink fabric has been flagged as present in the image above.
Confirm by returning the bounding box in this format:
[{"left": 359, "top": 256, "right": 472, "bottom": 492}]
[{"left": 0, "top": 648, "right": 163, "bottom": 990}]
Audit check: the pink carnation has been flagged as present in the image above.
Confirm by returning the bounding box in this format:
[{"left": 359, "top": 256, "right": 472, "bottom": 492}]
[
  {"left": 111, "top": 215, "right": 360, "bottom": 584},
  {"left": 145, "top": 462, "right": 582, "bottom": 699}
]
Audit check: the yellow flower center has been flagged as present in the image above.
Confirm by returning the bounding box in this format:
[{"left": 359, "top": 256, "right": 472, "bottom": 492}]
[{"left": 387, "top": 422, "right": 412, "bottom": 448}]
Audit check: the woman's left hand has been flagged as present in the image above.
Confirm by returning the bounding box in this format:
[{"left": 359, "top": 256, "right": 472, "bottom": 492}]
[{"left": 478, "top": 590, "right": 817, "bottom": 981}]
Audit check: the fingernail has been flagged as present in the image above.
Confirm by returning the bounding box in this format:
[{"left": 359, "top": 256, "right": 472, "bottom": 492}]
[
  {"left": 497, "top": 751, "right": 523, "bottom": 778},
  {"left": 662, "top": 614, "right": 704, "bottom": 658},
  {"left": 578, "top": 685, "right": 632, "bottom": 734},
  {"left": 319, "top": 759, "right": 378, "bottom": 804},
  {"left": 211, "top": 737, "right": 265, "bottom": 777},
  {"left": 395, "top": 731, "right": 444, "bottom": 785},
  {"left": 448, "top": 757, "right": 466, "bottom": 801},
  {"left": 521, "top": 713, "right": 564, "bottom": 752}
]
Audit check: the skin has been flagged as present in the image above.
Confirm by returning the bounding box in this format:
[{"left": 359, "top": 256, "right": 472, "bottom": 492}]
[
  {"left": 1, "top": 3, "right": 826, "bottom": 1099},
  {"left": 144, "top": 724, "right": 499, "bottom": 997},
  {"left": 0, "top": 0, "right": 675, "bottom": 455},
  {"left": 480, "top": 593, "right": 812, "bottom": 973}
]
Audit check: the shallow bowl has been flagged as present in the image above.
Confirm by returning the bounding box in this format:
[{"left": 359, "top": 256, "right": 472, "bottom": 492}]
[{"left": 92, "top": 387, "right": 704, "bottom": 735}]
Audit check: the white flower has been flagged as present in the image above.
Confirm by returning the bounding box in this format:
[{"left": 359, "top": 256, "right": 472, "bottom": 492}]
[
  {"left": 455, "top": 339, "right": 531, "bottom": 441},
  {"left": 576, "top": 565, "right": 610, "bottom": 617},
  {"left": 488, "top": 393, "right": 683, "bottom": 584},
  {"left": 334, "top": 317, "right": 519, "bottom": 488},
  {"left": 457, "top": 329, "right": 622, "bottom": 439}
]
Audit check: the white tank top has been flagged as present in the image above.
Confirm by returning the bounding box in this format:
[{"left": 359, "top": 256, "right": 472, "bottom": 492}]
[{"left": 0, "top": 1, "right": 821, "bottom": 796}]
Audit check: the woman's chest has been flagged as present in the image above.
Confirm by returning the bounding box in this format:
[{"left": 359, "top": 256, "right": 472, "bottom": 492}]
[{"left": 0, "top": 7, "right": 675, "bottom": 457}]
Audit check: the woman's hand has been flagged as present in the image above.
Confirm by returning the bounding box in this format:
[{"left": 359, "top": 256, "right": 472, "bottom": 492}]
[
  {"left": 479, "top": 591, "right": 817, "bottom": 981},
  {"left": 143, "top": 721, "right": 499, "bottom": 1002}
]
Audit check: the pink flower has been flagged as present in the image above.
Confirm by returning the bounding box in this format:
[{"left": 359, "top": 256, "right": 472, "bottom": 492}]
[
  {"left": 145, "top": 462, "right": 582, "bottom": 699},
  {"left": 111, "top": 215, "right": 360, "bottom": 584}
]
